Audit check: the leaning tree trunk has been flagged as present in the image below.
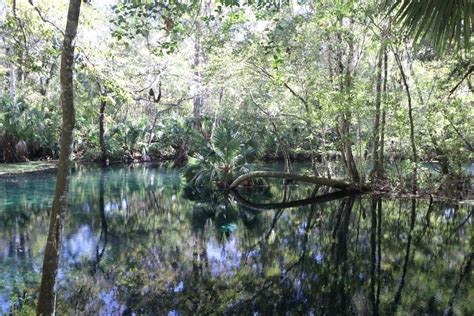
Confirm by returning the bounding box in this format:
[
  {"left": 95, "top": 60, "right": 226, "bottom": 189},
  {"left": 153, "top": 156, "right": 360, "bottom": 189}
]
[
  {"left": 36, "top": 0, "right": 81, "bottom": 315},
  {"left": 229, "top": 171, "right": 369, "bottom": 192}
]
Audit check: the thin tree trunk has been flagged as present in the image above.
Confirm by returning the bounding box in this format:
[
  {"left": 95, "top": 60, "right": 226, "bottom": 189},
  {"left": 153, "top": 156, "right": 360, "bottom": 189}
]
[
  {"left": 95, "top": 170, "right": 108, "bottom": 271},
  {"left": 99, "top": 98, "right": 107, "bottom": 163},
  {"left": 8, "top": 44, "right": 16, "bottom": 101},
  {"left": 378, "top": 50, "right": 388, "bottom": 178},
  {"left": 394, "top": 51, "right": 418, "bottom": 194},
  {"left": 370, "top": 198, "right": 378, "bottom": 315},
  {"left": 248, "top": 90, "right": 291, "bottom": 172},
  {"left": 392, "top": 199, "right": 416, "bottom": 311},
  {"left": 270, "top": 120, "right": 291, "bottom": 172},
  {"left": 36, "top": 0, "right": 81, "bottom": 314},
  {"left": 328, "top": 196, "right": 355, "bottom": 314},
  {"left": 98, "top": 88, "right": 107, "bottom": 164},
  {"left": 193, "top": 21, "right": 202, "bottom": 130},
  {"left": 371, "top": 44, "right": 384, "bottom": 182},
  {"left": 336, "top": 17, "right": 360, "bottom": 183},
  {"left": 339, "top": 115, "right": 360, "bottom": 182}
]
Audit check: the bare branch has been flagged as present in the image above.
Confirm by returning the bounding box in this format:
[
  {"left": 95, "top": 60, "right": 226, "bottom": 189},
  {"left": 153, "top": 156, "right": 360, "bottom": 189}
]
[
  {"left": 248, "top": 61, "right": 309, "bottom": 109},
  {"left": 448, "top": 65, "right": 473, "bottom": 99},
  {"left": 28, "top": 0, "right": 65, "bottom": 36}
]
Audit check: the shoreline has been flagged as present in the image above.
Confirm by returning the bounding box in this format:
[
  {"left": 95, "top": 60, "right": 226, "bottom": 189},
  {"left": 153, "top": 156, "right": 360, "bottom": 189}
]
[
  {"left": 1, "top": 160, "right": 471, "bottom": 203},
  {"left": 0, "top": 161, "right": 58, "bottom": 177}
]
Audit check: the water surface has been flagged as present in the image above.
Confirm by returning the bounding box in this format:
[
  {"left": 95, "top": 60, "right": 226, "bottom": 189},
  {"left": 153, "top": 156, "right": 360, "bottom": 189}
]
[{"left": 0, "top": 164, "right": 472, "bottom": 314}]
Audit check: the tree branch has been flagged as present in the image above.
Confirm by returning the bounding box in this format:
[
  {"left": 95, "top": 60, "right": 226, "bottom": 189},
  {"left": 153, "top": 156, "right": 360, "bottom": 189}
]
[
  {"left": 248, "top": 61, "right": 309, "bottom": 109},
  {"left": 230, "top": 171, "right": 370, "bottom": 191},
  {"left": 28, "top": 0, "right": 65, "bottom": 35},
  {"left": 448, "top": 65, "right": 474, "bottom": 99}
]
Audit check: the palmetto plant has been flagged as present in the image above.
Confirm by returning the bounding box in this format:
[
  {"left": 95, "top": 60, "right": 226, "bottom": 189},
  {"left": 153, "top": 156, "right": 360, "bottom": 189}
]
[
  {"left": 185, "top": 123, "right": 260, "bottom": 188},
  {"left": 110, "top": 120, "right": 147, "bottom": 159},
  {"left": 389, "top": 0, "right": 473, "bottom": 52},
  {"left": 0, "top": 96, "right": 59, "bottom": 161}
]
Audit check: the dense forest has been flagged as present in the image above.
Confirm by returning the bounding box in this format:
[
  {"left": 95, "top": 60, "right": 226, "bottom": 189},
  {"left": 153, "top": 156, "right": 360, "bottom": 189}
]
[
  {"left": 1, "top": 0, "right": 471, "bottom": 195},
  {"left": 0, "top": 0, "right": 472, "bottom": 314}
]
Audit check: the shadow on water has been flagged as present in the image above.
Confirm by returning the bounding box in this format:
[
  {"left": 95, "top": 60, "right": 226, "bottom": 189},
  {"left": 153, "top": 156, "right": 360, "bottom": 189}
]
[{"left": 0, "top": 164, "right": 472, "bottom": 314}]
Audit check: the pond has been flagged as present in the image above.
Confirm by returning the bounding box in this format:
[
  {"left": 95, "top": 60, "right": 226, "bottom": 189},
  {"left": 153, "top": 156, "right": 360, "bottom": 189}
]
[{"left": 0, "top": 164, "right": 472, "bottom": 315}]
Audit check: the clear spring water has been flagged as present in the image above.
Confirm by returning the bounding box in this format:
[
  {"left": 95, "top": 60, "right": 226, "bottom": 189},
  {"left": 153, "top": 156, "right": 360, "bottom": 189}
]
[{"left": 0, "top": 164, "right": 472, "bottom": 314}]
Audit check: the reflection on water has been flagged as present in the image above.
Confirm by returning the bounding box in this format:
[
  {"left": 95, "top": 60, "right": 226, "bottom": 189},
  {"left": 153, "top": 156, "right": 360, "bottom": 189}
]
[{"left": 0, "top": 164, "right": 472, "bottom": 314}]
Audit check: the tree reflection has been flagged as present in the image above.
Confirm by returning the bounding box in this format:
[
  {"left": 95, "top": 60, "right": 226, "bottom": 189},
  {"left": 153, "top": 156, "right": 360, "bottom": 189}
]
[
  {"left": 92, "top": 170, "right": 108, "bottom": 274},
  {"left": 0, "top": 165, "right": 472, "bottom": 314},
  {"left": 392, "top": 199, "right": 416, "bottom": 312},
  {"left": 370, "top": 197, "right": 382, "bottom": 316}
]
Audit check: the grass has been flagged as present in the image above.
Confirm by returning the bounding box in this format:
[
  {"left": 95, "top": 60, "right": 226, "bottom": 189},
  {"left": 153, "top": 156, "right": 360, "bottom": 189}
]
[{"left": 0, "top": 161, "right": 57, "bottom": 176}]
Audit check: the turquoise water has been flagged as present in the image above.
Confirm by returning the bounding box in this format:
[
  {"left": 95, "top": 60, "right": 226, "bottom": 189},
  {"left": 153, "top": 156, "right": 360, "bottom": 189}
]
[{"left": 0, "top": 164, "right": 472, "bottom": 314}]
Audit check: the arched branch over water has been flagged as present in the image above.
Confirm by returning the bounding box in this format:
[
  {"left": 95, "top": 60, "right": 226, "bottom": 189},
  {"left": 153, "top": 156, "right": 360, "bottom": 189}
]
[{"left": 230, "top": 171, "right": 370, "bottom": 192}]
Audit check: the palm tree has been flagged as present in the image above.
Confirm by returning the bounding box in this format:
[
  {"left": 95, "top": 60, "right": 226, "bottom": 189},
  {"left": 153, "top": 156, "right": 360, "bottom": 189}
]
[
  {"left": 389, "top": 0, "right": 472, "bottom": 52},
  {"left": 185, "top": 124, "right": 260, "bottom": 188}
]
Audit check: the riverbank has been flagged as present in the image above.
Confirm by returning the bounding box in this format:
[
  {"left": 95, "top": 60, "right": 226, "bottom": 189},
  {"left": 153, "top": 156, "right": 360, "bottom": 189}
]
[
  {"left": 1, "top": 160, "right": 471, "bottom": 202},
  {"left": 0, "top": 161, "right": 57, "bottom": 176}
]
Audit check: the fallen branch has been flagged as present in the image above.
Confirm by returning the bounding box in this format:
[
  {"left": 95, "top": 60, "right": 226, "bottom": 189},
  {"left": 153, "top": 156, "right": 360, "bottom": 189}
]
[{"left": 229, "top": 171, "right": 370, "bottom": 191}]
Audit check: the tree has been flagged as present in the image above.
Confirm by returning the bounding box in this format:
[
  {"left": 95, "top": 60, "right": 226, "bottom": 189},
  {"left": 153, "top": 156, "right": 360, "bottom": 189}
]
[{"left": 36, "top": 0, "right": 82, "bottom": 314}]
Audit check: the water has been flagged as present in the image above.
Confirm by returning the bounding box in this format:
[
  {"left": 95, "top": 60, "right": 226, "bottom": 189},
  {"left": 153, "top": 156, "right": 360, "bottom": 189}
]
[{"left": 0, "top": 164, "right": 472, "bottom": 315}]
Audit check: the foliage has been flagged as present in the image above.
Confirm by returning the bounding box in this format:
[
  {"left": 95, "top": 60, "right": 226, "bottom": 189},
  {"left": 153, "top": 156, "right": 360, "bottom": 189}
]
[
  {"left": 184, "top": 121, "right": 261, "bottom": 187},
  {"left": 0, "top": 96, "right": 60, "bottom": 161},
  {"left": 388, "top": 0, "right": 473, "bottom": 52},
  {"left": 150, "top": 115, "right": 205, "bottom": 164},
  {"left": 0, "top": 0, "right": 471, "bottom": 193}
]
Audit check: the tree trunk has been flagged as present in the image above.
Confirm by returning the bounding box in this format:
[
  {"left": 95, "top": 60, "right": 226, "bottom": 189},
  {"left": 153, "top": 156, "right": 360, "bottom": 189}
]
[
  {"left": 8, "top": 44, "right": 16, "bottom": 101},
  {"left": 248, "top": 92, "right": 291, "bottom": 172},
  {"left": 378, "top": 50, "right": 388, "bottom": 178},
  {"left": 99, "top": 97, "right": 107, "bottom": 164},
  {"left": 327, "top": 196, "right": 354, "bottom": 314},
  {"left": 336, "top": 16, "right": 360, "bottom": 184},
  {"left": 193, "top": 21, "right": 202, "bottom": 130},
  {"left": 2, "top": 132, "right": 17, "bottom": 163},
  {"left": 431, "top": 136, "right": 450, "bottom": 175},
  {"left": 36, "top": 0, "right": 81, "bottom": 314},
  {"left": 229, "top": 171, "right": 369, "bottom": 191},
  {"left": 394, "top": 51, "right": 418, "bottom": 194},
  {"left": 371, "top": 44, "right": 384, "bottom": 182},
  {"left": 94, "top": 170, "right": 108, "bottom": 272},
  {"left": 392, "top": 199, "right": 416, "bottom": 310},
  {"left": 230, "top": 189, "right": 358, "bottom": 211},
  {"left": 339, "top": 114, "right": 360, "bottom": 183}
]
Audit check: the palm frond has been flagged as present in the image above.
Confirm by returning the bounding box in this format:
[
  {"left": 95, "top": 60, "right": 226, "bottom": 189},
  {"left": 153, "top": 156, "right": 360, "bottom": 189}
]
[{"left": 388, "top": 0, "right": 472, "bottom": 52}]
